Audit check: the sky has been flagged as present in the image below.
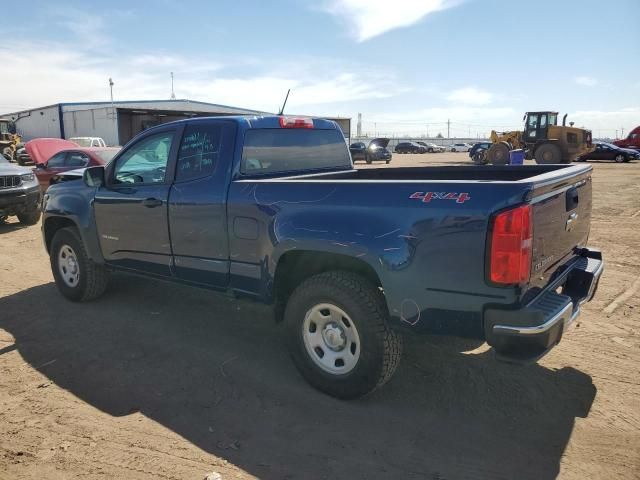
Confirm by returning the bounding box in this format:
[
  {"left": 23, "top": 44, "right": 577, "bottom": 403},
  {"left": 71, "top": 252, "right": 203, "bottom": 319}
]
[{"left": 1, "top": 0, "right": 639, "bottom": 138}]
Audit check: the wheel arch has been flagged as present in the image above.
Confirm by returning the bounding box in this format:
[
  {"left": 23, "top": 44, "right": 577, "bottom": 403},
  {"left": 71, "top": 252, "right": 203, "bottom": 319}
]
[
  {"left": 273, "top": 250, "right": 383, "bottom": 322},
  {"left": 44, "top": 216, "right": 78, "bottom": 253}
]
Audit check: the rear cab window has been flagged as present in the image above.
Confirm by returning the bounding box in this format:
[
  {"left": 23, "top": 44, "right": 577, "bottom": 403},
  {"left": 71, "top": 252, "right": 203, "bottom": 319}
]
[{"left": 241, "top": 128, "right": 350, "bottom": 175}]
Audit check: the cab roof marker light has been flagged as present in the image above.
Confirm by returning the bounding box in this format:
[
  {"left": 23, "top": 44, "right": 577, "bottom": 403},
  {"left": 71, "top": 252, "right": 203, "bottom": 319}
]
[{"left": 279, "top": 117, "right": 314, "bottom": 129}]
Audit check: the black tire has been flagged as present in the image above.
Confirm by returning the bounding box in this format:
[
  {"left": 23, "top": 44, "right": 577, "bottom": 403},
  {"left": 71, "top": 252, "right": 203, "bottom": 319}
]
[
  {"left": 472, "top": 150, "right": 488, "bottom": 165},
  {"left": 614, "top": 154, "right": 625, "bottom": 163},
  {"left": 284, "top": 271, "right": 403, "bottom": 399},
  {"left": 428, "top": 148, "right": 433, "bottom": 153},
  {"left": 50, "top": 227, "right": 109, "bottom": 302},
  {"left": 385, "top": 159, "right": 390, "bottom": 164},
  {"left": 366, "top": 155, "right": 372, "bottom": 164},
  {"left": 17, "top": 209, "right": 41, "bottom": 225},
  {"left": 534, "top": 143, "right": 563, "bottom": 164},
  {"left": 487, "top": 143, "right": 510, "bottom": 165}
]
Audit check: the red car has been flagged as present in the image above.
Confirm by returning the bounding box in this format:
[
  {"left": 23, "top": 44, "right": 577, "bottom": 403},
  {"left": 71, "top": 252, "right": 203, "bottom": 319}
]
[{"left": 26, "top": 139, "right": 120, "bottom": 190}]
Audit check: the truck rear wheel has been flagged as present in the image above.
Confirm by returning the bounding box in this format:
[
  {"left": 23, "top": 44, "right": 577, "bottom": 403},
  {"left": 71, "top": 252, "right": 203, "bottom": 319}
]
[
  {"left": 534, "top": 143, "right": 563, "bottom": 164},
  {"left": 487, "top": 143, "right": 509, "bottom": 165},
  {"left": 284, "top": 271, "right": 402, "bottom": 399},
  {"left": 50, "top": 227, "right": 109, "bottom": 302}
]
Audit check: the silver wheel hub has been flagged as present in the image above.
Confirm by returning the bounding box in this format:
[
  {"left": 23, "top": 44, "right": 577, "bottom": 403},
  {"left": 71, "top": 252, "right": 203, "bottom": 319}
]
[
  {"left": 322, "top": 323, "right": 346, "bottom": 351},
  {"left": 302, "top": 303, "right": 360, "bottom": 375},
  {"left": 58, "top": 244, "right": 80, "bottom": 288}
]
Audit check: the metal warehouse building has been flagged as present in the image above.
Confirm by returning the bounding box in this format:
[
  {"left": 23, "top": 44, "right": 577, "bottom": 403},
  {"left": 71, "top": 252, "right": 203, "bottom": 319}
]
[{"left": 4, "top": 99, "right": 351, "bottom": 146}]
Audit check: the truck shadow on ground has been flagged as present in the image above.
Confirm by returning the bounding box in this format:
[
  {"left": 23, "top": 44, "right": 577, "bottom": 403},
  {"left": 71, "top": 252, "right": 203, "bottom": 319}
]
[{"left": 0, "top": 276, "right": 596, "bottom": 480}]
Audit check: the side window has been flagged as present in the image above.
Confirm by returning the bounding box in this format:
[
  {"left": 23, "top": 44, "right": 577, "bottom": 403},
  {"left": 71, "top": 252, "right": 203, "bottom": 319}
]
[
  {"left": 47, "top": 152, "right": 67, "bottom": 167},
  {"left": 540, "top": 115, "right": 547, "bottom": 128},
  {"left": 113, "top": 131, "right": 174, "bottom": 185},
  {"left": 66, "top": 152, "right": 91, "bottom": 167},
  {"left": 176, "top": 123, "right": 221, "bottom": 182},
  {"left": 527, "top": 115, "right": 538, "bottom": 128}
]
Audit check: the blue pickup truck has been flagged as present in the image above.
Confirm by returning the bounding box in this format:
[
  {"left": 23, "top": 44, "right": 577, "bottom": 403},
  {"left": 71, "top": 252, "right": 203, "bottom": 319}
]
[{"left": 41, "top": 115, "right": 603, "bottom": 399}]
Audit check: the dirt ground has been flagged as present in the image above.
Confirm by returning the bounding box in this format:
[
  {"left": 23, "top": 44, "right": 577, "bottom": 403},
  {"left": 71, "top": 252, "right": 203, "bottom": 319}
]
[{"left": 0, "top": 153, "right": 638, "bottom": 480}]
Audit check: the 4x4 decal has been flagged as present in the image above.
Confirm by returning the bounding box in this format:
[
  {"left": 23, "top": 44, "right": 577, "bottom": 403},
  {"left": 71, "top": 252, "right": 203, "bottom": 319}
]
[{"left": 410, "top": 191, "right": 471, "bottom": 204}]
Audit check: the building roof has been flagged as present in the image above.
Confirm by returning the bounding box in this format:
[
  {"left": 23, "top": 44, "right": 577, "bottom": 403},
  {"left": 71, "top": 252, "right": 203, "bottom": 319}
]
[{"left": 4, "top": 99, "right": 267, "bottom": 116}]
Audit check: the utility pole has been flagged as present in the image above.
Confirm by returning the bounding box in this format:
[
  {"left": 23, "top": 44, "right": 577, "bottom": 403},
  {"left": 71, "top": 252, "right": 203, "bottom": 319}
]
[
  {"left": 621, "top": 127, "right": 624, "bottom": 138},
  {"left": 108, "top": 77, "right": 116, "bottom": 142},
  {"left": 615, "top": 129, "right": 618, "bottom": 139},
  {"left": 447, "top": 119, "right": 450, "bottom": 139},
  {"left": 170, "top": 72, "right": 176, "bottom": 99}
]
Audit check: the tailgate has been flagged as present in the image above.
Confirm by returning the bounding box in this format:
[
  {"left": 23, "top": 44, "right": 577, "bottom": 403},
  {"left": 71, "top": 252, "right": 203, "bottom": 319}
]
[{"left": 528, "top": 166, "right": 592, "bottom": 290}]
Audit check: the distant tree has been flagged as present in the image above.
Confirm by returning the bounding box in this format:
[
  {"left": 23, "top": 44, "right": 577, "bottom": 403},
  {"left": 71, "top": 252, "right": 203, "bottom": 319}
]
[{"left": 436, "top": 132, "right": 443, "bottom": 138}]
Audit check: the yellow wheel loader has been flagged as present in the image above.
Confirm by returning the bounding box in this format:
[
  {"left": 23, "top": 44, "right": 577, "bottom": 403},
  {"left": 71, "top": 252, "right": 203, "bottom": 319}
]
[
  {"left": 0, "top": 119, "right": 21, "bottom": 162},
  {"left": 485, "top": 112, "right": 593, "bottom": 165}
]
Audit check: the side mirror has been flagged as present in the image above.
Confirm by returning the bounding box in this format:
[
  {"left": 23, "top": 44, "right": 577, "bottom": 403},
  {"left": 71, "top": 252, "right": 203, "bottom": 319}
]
[
  {"left": 83, "top": 166, "right": 105, "bottom": 187},
  {"left": 35, "top": 162, "right": 46, "bottom": 169}
]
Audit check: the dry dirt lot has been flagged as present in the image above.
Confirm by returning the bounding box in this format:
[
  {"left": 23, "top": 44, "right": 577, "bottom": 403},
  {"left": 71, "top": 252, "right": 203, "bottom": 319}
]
[{"left": 1, "top": 153, "right": 638, "bottom": 479}]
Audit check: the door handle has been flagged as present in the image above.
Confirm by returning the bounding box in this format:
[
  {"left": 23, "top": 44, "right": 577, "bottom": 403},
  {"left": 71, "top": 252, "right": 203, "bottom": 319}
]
[{"left": 142, "top": 198, "right": 163, "bottom": 208}]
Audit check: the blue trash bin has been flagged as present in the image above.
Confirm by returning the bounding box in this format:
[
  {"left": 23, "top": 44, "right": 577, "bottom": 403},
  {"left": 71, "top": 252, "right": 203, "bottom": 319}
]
[{"left": 509, "top": 149, "right": 525, "bottom": 165}]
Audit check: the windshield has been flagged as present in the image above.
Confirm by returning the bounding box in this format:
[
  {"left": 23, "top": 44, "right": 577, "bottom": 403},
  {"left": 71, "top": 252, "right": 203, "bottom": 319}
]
[
  {"left": 0, "top": 122, "right": 8, "bottom": 135},
  {"left": 94, "top": 149, "right": 121, "bottom": 163},
  {"left": 241, "top": 129, "right": 350, "bottom": 175},
  {"left": 71, "top": 138, "right": 92, "bottom": 147}
]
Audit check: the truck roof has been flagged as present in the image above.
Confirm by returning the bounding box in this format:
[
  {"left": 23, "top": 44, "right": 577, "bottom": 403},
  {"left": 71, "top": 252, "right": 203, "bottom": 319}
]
[{"left": 154, "top": 115, "right": 342, "bottom": 131}]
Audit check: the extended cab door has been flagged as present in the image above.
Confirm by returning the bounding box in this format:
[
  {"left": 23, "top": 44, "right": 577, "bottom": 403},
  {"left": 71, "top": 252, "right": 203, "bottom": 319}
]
[
  {"left": 168, "top": 120, "right": 236, "bottom": 288},
  {"left": 93, "top": 126, "right": 181, "bottom": 276}
]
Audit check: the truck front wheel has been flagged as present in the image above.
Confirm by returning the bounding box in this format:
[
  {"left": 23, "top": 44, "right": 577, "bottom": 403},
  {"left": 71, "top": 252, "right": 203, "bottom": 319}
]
[
  {"left": 50, "top": 227, "right": 109, "bottom": 302},
  {"left": 284, "top": 271, "right": 403, "bottom": 399}
]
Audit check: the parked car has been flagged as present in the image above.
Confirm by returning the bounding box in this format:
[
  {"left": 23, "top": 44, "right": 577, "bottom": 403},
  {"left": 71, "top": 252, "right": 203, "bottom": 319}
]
[
  {"left": 416, "top": 142, "right": 444, "bottom": 153},
  {"left": 448, "top": 143, "right": 471, "bottom": 152},
  {"left": 612, "top": 126, "right": 640, "bottom": 151},
  {"left": 15, "top": 147, "right": 32, "bottom": 166},
  {"left": 0, "top": 153, "right": 41, "bottom": 224},
  {"left": 395, "top": 142, "right": 424, "bottom": 154},
  {"left": 576, "top": 141, "right": 640, "bottom": 163},
  {"left": 349, "top": 138, "right": 392, "bottom": 164},
  {"left": 69, "top": 137, "right": 107, "bottom": 148},
  {"left": 469, "top": 142, "right": 492, "bottom": 158},
  {"left": 41, "top": 115, "right": 603, "bottom": 399},
  {"left": 35, "top": 148, "right": 121, "bottom": 190}
]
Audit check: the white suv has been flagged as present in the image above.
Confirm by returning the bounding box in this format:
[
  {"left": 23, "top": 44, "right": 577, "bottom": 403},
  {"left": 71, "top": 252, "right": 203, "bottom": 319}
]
[{"left": 448, "top": 143, "right": 471, "bottom": 152}]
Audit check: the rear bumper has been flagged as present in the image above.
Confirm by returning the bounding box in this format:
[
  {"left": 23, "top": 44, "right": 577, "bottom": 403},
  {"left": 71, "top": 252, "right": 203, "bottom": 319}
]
[{"left": 485, "top": 248, "right": 603, "bottom": 363}]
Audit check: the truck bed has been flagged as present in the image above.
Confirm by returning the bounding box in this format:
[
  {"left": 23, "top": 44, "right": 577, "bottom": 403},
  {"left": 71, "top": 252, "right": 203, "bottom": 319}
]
[{"left": 253, "top": 164, "right": 585, "bottom": 183}]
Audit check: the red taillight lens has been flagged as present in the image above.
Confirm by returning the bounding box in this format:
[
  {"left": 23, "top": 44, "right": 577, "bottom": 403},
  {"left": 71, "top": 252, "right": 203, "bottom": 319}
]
[
  {"left": 279, "top": 116, "right": 314, "bottom": 129},
  {"left": 489, "top": 204, "right": 532, "bottom": 285}
]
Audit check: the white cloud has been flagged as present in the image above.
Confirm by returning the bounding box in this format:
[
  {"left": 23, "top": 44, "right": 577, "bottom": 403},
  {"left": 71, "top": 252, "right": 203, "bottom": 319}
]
[
  {"left": 321, "top": 0, "right": 458, "bottom": 42},
  {"left": 0, "top": 41, "right": 404, "bottom": 115},
  {"left": 569, "top": 108, "right": 640, "bottom": 137},
  {"left": 446, "top": 87, "right": 493, "bottom": 106},
  {"left": 575, "top": 76, "right": 598, "bottom": 87}
]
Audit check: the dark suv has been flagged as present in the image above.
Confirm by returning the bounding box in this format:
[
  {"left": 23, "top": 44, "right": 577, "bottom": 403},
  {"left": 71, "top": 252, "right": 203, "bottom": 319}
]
[
  {"left": 350, "top": 138, "right": 392, "bottom": 164},
  {"left": 0, "top": 155, "right": 41, "bottom": 224},
  {"left": 394, "top": 142, "right": 423, "bottom": 154}
]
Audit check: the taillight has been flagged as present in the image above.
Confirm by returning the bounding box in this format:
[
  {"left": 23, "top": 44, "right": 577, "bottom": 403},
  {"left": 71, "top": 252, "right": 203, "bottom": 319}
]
[
  {"left": 279, "top": 116, "right": 314, "bottom": 129},
  {"left": 489, "top": 204, "right": 532, "bottom": 285}
]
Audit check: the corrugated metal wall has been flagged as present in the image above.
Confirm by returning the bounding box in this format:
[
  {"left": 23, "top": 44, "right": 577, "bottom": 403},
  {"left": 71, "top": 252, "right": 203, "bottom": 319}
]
[
  {"left": 12, "top": 106, "right": 61, "bottom": 141},
  {"left": 62, "top": 107, "right": 119, "bottom": 145}
]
